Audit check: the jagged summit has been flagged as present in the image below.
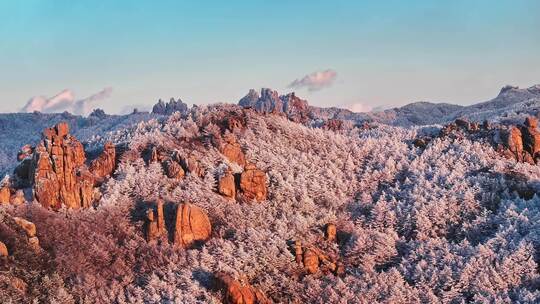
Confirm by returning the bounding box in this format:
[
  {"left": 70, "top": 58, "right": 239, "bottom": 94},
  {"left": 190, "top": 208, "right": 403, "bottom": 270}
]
[
  {"left": 238, "top": 88, "right": 310, "bottom": 123},
  {"left": 152, "top": 97, "right": 189, "bottom": 115}
]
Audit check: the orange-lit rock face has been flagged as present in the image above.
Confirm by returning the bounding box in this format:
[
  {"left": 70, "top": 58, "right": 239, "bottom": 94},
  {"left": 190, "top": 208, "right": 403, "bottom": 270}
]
[
  {"left": 239, "top": 164, "right": 267, "bottom": 202},
  {"left": 0, "top": 241, "right": 7, "bottom": 257},
  {"left": 13, "top": 217, "right": 36, "bottom": 238},
  {"left": 29, "top": 123, "right": 95, "bottom": 209},
  {"left": 326, "top": 223, "right": 337, "bottom": 242},
  {"left": 145, "top": 200, "right": 167, "bottom": 242},
  {"left": 521, "top": 116, "right": 540, "bottom": 160},
  {"left": 174, "top": 203, "right": 211, "bottom": 248},
  {"left": 303, "top": 248, "right": 320, "bottom": 274},
  {"left": 89, "top": 141, "right": 116, "bottom": 184},
  {"left": 220, "top": 134, "right": 246, "bottom": 166},
  {"left": 218, "top": 169, "right": 236, "bottom": 199},
  {"left": 0, "top": 186, "right": 10, "bottom": 204},
  {"left": 217, "top": 272, "right": 271, "bottom": 304},
  {"left": 499, "top": 117, "right": 540, "bottom": 164}
]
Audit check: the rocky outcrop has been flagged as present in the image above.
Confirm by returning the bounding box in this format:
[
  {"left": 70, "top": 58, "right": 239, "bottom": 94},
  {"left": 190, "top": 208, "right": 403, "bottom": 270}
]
[
  {"left": 218, "top": 168, "right": 236, "bottom": 199},
  {"left": 0, "top": 241, "right": 7, "bottom": 257},
  {"left": 180, "top": 154, "right": 204, "bottom": 177},
  {"left": 239, "top": 164, "right": 267, "bottom": 202},
  {"left": 11, "top": 122, "right": 109, "bottom": 209},
  {"left": 89, "top": 141, "right": 116, "bottom": 184},
  {"left": 439, "top": 117, "right": 540, "bottom": 164},
  {"left": 499, "top": 117, "right": 540, "bottom": 164},
  {"left": 502, "top": 126, "right": 525, "bottom": 162},
  {"left": 294, "top": 241, "right": 344, "bottom": 275},
  {"left": 216, "top": 272, "right": 271, "bottom": 304},
  {"left": 326, "top": 223, "right": 337, "bottom": 242},
  {"left": 521, "top": 117, "right": 540, "bottom": 161},
  {"left": 162, "top": 159, "right": 185, "bottom": 179},
  {"left": 150, "top": 146, "right": 159, "bottom": 163},
  {"left": 280, "top": 92, "right": 310, "bottom": 123},
  {"left": 30, "top": 123, "right": 94, "bottom": 209},
  {"left": 152, "top": 98, "right": 188, "bottom": 115},
  {"left": 0, "top": 185, "right": 10, "bottom": 204},
  {"left": 12, "top": 217, "right": 40, "bottom": 252},
  {"left": 145, "top": 199, "right": 166, "bottom": 243},
  {"left": 220, "top": 133, "right": 246, "bottom": 167},
  {"left": 238, "top": 89, "right": 310, "bottom": 123},
  {"left": 239, "top": 88, "right": 283, "bottom": 113},
  {"left": 173, "top": 203, "right": 211, "bottom": 248}
]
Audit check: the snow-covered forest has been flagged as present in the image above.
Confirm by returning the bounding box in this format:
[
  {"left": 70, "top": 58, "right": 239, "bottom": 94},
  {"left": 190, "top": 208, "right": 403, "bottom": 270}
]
[{"left": 2, "top": 99, "right": 540, "bottom": 303}]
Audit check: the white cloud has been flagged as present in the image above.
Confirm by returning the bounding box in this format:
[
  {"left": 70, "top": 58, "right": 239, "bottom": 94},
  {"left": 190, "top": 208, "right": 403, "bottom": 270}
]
[
  {"left": 22, "top": 87, "right": 112, "bottom": 115},
  {"left": 288, "top": 69, "right": 337, "bottom": 91},
  {"left": 346, "top": 102, "right": 372, "bottom": 113}
]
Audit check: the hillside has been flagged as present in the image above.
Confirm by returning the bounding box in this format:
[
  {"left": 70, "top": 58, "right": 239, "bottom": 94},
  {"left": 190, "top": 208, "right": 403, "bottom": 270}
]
[{"left": 1, "top": 101, "right": 540, "bottom": 303}]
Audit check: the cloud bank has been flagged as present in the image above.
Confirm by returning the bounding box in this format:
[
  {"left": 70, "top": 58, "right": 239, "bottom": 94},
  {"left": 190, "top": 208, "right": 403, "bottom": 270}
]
[
  {"left": 288, "top": 69, "right": 337, "bottom": 91},
  {"left": 22, "top": 87, "right": 112, "bottom": 115}
]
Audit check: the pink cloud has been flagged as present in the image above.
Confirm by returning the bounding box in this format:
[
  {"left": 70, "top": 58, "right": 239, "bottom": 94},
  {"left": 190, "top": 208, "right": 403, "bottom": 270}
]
[
  {"left": 288, "top": 69, "right": 337, "bottom": 91},
  {"left": 22, "top": 87, "right": 112, "bottom": 115}
]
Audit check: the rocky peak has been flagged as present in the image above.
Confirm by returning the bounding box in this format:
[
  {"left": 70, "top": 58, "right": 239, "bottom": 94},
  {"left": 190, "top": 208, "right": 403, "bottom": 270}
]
[
  {"left": 238, "top": 89, "right": 311, "bottom": 123},
  {"left": 499, "top": 85, "right": 519, "bottom": 95},
  {"left": 238, "top": 89, "right": 260, "bottom": 108},
  {"left": 152, "top": 98, "right": 189, "bottom": 115},
  {"left": 12, "top": 122, "right": 117, "bottom": 210}
]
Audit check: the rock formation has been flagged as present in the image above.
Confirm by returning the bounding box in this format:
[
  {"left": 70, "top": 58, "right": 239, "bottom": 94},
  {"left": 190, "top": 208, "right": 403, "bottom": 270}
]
[
  {"left": 173, "top": 203, "right": 211, "bottom": 248},
  {"left": 0, "top": 185, "right": 10, "bottom": 204},
  {"left": 439, "top": 117, "right": 540, "bottom": 164},
  {"left": 150, "top": 146, "right": 159, "bottom": 163},
  {"left": 216, "top": 272, "right": 271, "bottom": 304},
  {"left": 162, "top": 159, "right": 185, "bottom": 179},
  {"left": 10, "top": 122, "right": 116, "bottom": 209},
  {"left": 152, "top": 98, "right": 188, "bottom": 115},
  {"left": 12, "top": 217, "right": 40, "bottom": 252},
  {"left": 294, "top": 241, "right": 343, "bottom": 276},
  {"left": 302, "top": 248, "right": 320, "bottom": 274},
  {"left": 218, "top": 168, "right": 236, "bottom": 199},
  {"left": 521, "top": 117, "right": 540, "bottom": 161},
  {"left": 238, "top": 89, "right": 310, "bottom": 123},
  {"left": 0, "top": 241, "right": 7, "bottom": 257},
  {"left": 89, "top": 141, "right": 116, "bottom": 184},
  {"left": 145, "top": 199, "right": 166, "bottom": 242},
  {"left": 30, "top": 123, "right": 94, "bottom": 209},
  {"left": 499, "top": 117, "right": 540, "bottom": 164},
  {"left": 502, "top": 126, "right": 525, "bottom": 162},
  {"left": 220, "top": 133, "right": 246, "bottom": 166},
  {"left": 326, "top": 223, "right": 337, "bottom": 242},
  {"left": 180, "top": 154, "right": 204, "bottom": 177},
  {"left": 239, "top": 164, "right": 267, "bottom": 202}
]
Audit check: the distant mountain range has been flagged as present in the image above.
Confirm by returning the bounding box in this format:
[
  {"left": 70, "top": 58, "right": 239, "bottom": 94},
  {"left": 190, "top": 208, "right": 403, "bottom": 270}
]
[{"left": 0, "top": 84, "right": 539, "bottom": 176}]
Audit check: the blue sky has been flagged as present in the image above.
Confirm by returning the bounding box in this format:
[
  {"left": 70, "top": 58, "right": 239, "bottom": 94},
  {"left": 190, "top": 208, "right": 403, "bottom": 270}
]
[{"left": 0, "top": 0, "right": 539, "bottom": 114}]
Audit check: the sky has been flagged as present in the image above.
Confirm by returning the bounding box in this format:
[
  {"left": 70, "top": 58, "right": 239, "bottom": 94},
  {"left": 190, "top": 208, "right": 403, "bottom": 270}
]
[{"left": 0, "top": 0, "right": 539, "bottom": 114}]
